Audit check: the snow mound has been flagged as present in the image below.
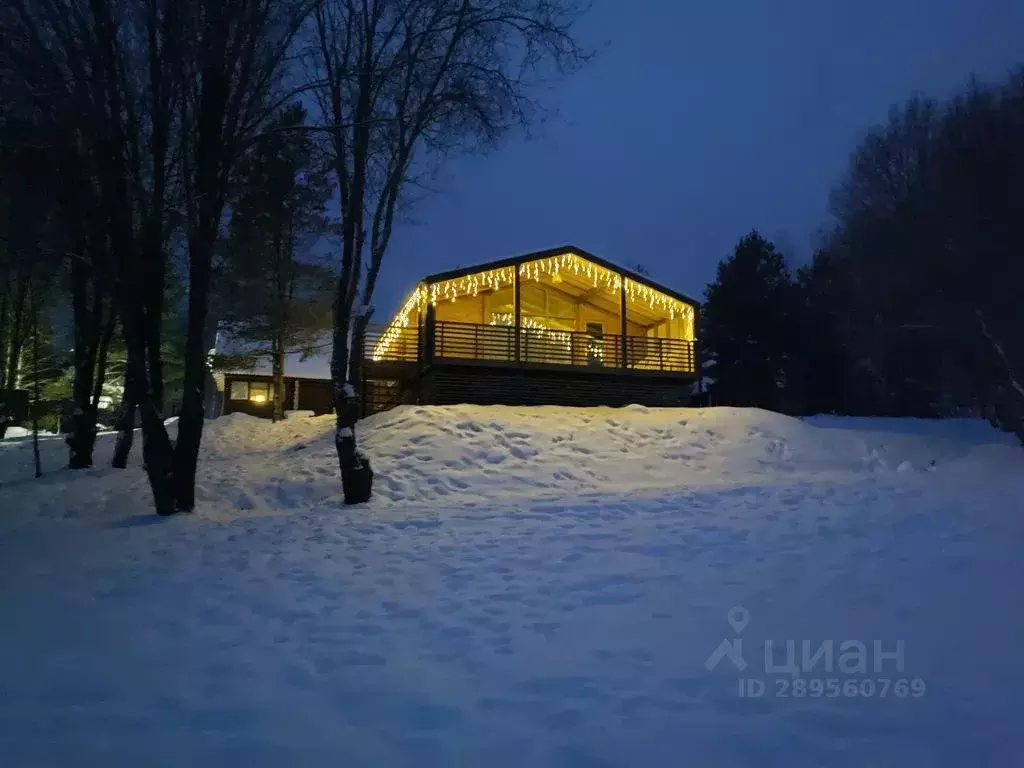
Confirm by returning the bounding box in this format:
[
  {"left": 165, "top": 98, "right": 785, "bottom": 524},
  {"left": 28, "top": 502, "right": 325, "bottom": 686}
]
[
  {"left": 2, "top": 405, "right": 1019, "bottom": 524},
  {"left": 359, "top": 405, "right": 1017, "bottom": 505}
]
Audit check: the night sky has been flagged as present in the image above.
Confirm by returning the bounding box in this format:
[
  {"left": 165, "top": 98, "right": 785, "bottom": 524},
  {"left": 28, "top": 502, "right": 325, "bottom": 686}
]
[{"left": 376, "top": 0, "right": 1024, "bottom": 320}]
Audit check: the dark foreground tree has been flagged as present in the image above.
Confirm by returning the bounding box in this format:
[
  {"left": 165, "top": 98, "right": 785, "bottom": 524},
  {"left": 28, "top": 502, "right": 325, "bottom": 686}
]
[
  {"left": 307, "top": 0, "right": 590, "bottom": 502},
  {"left": 144, "top": 0, "right": 312, "bottom": 513},
  {"left": 2, "top": 0, "right": 309, "bottom": 512}
]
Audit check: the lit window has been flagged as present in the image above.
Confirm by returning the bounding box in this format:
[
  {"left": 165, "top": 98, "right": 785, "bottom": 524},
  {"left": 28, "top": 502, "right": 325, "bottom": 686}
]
[
  {"left": 248, "top": 381, "right": 273, "bottom": 403},
  {"left": 229, "top": 381, "right": 248, "bottom": 401}
]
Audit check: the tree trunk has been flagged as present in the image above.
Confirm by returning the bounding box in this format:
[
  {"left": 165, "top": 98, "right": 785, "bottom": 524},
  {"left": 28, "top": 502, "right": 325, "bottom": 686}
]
[
  {"left": 349, "top": 313, "right": 370, "bottom": 403},
  {"left": 66, "top": 260, "right": 100, "bottom": 469},
  {"left": 31, "top": 285, "right": 42, "bottom": 479},
  {"left": 272, "top": 335, "right": 285, "bottom": 423},
  {"left": 139, "top": 391, "right": 175, "bottom": 515},
  {"left": 91, "top": 308, "right": 117, "bottom": 415},
  {"left": 120, "top": 299, "right": 176, "bottom": 514},
  {"left": 143, "top": 267, "right": 165, "bottom": 414},
  {"left": 6, "top": 273, "right": 27, "bottom": 389},
  {"left": 0, "top": 286, "right": 7, "bottom": 442},
  {"left": 333, "top": 383, "right": 372, "bottom": 504},
  {"left": 0, "top": 287, "right": 9, "bottom": 392},
  {"left": 111, "top": 368, "right": 136, "bottom": 469},
  {"left": 171, "top": 234, "right": 213, "bottom": 513}
]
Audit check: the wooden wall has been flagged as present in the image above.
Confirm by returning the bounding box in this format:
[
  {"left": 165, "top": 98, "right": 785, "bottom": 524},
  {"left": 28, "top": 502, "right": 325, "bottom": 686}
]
[
  {"left": 295, "top": 379, "right": 333, "bottom": 415},
  {"left": 420, "top": 364, "right": 694, "bottom": 408},
  {"left": 222, "top": 375, "right": 333, "bottom": 418}
]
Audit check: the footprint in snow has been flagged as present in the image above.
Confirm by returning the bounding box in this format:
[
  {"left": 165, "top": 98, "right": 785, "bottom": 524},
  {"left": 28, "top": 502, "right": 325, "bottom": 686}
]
[{"left": 509, "top": 445, "right": 539, "bottom": 460}]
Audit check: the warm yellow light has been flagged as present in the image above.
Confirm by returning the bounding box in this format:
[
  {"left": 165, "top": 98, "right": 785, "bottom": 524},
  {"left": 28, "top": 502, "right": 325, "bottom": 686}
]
[
  {"left": 427, "top": 265, "right": 516, "bottom": 305},
  {"left": 519, "top": 252, "right": 622, "bottom": 292},
  {"left": 250, "top": 393, "right": 267, "bottom": 403},
  {"left": 371, "top": 254, "right": 698, "bottom": 361},
  {"left": 373, "top": 267, "right": 517, "bottom": 361},
  {"left": 490, "top": 313, "right": 572, "bottom": 352},
  {"left": 623, "top": 278, "right": 695, "bottom": 338},
  {"left": 371, "top": 284, "right": 427, "bottom": 361}
]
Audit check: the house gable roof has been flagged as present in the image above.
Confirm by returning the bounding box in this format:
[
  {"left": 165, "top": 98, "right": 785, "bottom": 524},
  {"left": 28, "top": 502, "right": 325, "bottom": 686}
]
[{"left": 421, "top": 245, "right": 700, "bottom": 308}]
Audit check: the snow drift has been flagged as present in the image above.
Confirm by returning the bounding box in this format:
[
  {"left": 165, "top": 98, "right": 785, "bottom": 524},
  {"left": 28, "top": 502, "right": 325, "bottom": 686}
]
[{"left": 2, "top": 405, "right": 1019, "bottom": 523}]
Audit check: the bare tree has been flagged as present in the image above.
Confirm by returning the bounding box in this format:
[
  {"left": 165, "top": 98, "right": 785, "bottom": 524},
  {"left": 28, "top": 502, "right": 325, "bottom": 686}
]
[
  {"left": 306, "top": 0, "right": 589, "bottom": 501},
  {"left": 3, "top": 0, "right": 310, "bottom": 513},
  {"left": 162, "top": 0, "right": 312, "bottom": 513}
]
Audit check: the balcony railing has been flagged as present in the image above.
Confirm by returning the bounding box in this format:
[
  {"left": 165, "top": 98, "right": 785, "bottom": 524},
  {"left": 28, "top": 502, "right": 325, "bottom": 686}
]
[{"left": 365, "top": 320, "right": 696, "bottom": 374}]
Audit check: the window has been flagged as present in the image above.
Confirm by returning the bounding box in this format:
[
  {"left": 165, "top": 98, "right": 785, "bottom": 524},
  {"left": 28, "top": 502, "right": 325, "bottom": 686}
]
[
  {"left": 228, "top": 380, "right": 275, "bottom": 403},
  {"left": 248, "top": 381, "right": 272, "bottom": 404},
  {"left": 229, "top": 381, "right": 249, "bottom": 401}
]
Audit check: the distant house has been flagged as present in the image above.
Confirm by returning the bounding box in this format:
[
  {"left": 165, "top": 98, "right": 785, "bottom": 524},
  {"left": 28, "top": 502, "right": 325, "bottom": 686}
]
[
  {"left": 212, "top": 342, "right": 335, "bottom": 418},
  {"left": 363, "top": 246, "right": 700, "bottom": 414},
  {"left": 213, "top": 246, "right": 701, "bottom": 419}
]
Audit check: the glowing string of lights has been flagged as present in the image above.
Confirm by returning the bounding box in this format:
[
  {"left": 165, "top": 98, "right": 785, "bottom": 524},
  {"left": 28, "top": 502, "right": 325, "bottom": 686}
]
[
  {"left": 519, "top": 252, "right": 622, "bottom": 292},
  {"left": 370, "top": 284, "right": 426, "bottom": 361},
  {"left": 372, "top": 254, "right": 697, "bottom": 360}
]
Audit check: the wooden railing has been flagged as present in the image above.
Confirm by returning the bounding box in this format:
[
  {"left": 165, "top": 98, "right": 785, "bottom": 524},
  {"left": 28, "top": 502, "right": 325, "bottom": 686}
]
[
  {"left": 625, "top": 334, "right": 696, "bottom": 373},
  {"left": 364, "top": 324, "right": 420, "bottom": 363},
  {"left": 365, "top": 320, "right": 696, "bottom": 374}
]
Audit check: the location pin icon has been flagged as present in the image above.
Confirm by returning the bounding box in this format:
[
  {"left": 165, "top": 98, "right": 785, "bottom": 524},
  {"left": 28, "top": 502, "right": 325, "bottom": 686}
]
[{"left": 727, "top": 606, "right": 750, "bottom": 634}]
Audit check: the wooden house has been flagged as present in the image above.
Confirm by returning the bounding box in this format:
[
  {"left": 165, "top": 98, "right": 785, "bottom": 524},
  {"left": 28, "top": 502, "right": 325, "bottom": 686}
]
[
  {"left": 213, "top": 344, "right": 335, "bottom": 418},
  {"left": 362, "top": 246, "right": 700, "bottom": 414}
]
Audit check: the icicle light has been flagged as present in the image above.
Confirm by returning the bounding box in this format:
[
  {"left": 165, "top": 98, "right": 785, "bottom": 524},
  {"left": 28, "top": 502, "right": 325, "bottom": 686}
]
[
  {"left": 490, "top": 312, "right": 573, "bottom": 353},
  {"left": 624, "top": 277, "right": 695, "bottom": 335},
  {"left": 371, "top": 284, "right": 426, "bottom": 361},
  {"left": 427, "top": 265, "right": 516, "bottom": 305},
  {"left": 373, "top": 253, "right": 698, "bottom": 361},
  {"left": 519, "top": 253, "right": 622, "bottom": 292}
]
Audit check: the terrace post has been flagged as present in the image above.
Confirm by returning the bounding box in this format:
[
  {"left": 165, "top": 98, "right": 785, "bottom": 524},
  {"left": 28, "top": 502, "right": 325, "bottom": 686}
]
[
  {"left": 424, "top": 303, "right": 437, "bottom": 366},
  {"left": 619, "top": 274, "right": 628, "bottom": 369},
  {"left": 514, "top": 265, "right": 522, "bottom": 363},
  {"left": 693, "top": 304, "right": 701, "bottom": 377}
]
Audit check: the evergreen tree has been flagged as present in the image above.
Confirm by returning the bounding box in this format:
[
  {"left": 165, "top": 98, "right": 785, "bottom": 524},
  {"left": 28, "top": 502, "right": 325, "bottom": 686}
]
[
  {"left": 793, "top": 248, "right": 857, "bottom": 415},
  {"left": 702, "top": 232, "right": 801, "bottom": 412},
  {"left": 216, "top": 104, "right": 333, "bottom": 421}
]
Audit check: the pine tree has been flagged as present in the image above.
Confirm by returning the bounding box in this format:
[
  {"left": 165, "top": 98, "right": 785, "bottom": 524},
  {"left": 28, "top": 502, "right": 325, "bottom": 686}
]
[
  {"left": 216, "top": 104, "right": 333, "bottom": 421},
  {"left": 702, "top": 232, "right": 801, "bottom": 412}
]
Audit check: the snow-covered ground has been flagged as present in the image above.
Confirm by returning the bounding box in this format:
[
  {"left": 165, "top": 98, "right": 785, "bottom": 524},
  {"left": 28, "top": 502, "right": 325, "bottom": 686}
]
[{"left": 2, "top": 406, "right": 1023, "bottom": 765}]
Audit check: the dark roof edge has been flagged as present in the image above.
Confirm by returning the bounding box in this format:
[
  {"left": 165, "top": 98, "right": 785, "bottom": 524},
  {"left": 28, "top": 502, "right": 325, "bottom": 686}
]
[{"left": 420, "top": 245, "right": 701, "bottom": 308}]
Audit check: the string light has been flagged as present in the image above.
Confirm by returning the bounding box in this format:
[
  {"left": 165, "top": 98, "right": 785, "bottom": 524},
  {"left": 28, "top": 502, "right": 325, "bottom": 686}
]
[
  {"left": 371, "top": 284, "right": 426, "bottom": 361},
  {"left": 518, "top": 252, "right": 622, "bottom": 292},
  {"left": 624, "top": 277, "right": 694, "bottom": 334},
  {"left": 372, "top": 254, "right": 697, "bottom": 360},
  {"left": 427, "top": 265, "right": 516, "bottom": 305},
  {"left": 490, "top": 313, "right": 572, "bottom": 353}
]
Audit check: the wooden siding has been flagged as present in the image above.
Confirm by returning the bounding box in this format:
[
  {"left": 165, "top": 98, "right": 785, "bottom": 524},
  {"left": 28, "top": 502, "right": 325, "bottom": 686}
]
[
  {"left": 222, "top": 375, "right": 333, "bottom": 418},
  {"left": 420, "top": 364, "right": 694, "bottom": 408},
  {"left": 296, "top": 379, "right": 334, "bottom": 415}
]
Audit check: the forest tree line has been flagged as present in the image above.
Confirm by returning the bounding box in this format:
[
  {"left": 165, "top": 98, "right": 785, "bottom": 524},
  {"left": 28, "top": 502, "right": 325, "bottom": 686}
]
[{"left": 701, "top": 69, "right": 1024, "bottom": 444}]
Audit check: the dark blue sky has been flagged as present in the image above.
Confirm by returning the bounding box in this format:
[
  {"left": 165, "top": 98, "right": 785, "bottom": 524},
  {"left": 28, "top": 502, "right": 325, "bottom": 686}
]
[{"left": 377, "top": 0, "right": 1024, "bottom": 319}]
